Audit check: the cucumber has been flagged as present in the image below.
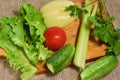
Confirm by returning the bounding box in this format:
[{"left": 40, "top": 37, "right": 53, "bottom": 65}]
[
  {"left": 46, "top": 44, "right": 75, "bottom": 73},
  {"left": 80, "top": 55, "right": 118, "bottom": 80}
]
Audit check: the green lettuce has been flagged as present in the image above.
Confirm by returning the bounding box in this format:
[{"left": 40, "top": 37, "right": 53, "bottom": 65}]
[{"left": 0, "top": 4, "right": 51, "bottom": 80}]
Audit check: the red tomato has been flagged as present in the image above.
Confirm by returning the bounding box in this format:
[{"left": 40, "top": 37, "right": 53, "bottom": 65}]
[{"left": 44, "top": 26, "right": 66, "bottom": 50}]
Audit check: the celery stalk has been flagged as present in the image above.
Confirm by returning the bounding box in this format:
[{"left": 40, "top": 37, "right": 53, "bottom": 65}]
[
  {"left": 99, "top": 0, "right": 108, "bottom": 18},
  {"left": 73, "top": 0, "right": 98, "bottom": 69}
]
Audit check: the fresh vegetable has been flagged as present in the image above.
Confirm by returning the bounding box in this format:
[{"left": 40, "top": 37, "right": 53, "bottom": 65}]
[
  {"left": 80, "top": 0, "right": 120, "bottom": 79},
  {"left": 89, "top": 5, "right": 120, "bottom": 57},
  {"left": 47, "top": 44, "right": 75, "bottom": 73},
  {"left": 80, "top": 55, "right": 118, "bottom": 80},
  {"left": 80, "top": 15, "right": 120, "bottom": 79},
  {"left": 19, "top": 4, "right": 52, "bottom": 61},
  {"left": 0, "top": 0, "right": 119, "bottom": 80},
  {"left": 65, "top": 5, "right": 88, "bottom": 19},
  {"left": 0, "top": 16, "right": 37, "bottom": 80},
  {"left": 0, "top": 4, "right": 51, "bottom": 80},
  {"left": 44, "top": 26, "right": 66, "bottom": 50},
  {"left": 65, "top": 0, "right": 98, "bottom": 68},
  {"left": 40, "top": 0, "right": 76, "bottom": 28}
]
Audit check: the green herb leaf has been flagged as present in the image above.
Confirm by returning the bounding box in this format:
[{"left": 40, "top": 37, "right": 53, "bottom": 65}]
[
  {"left": 89, "top": 14, "right": 115, "bottom": 44},
  {"left": 89, "top": 13, "right": 120, "bottom": 56},
  {"left": 65, "top": 5, "right": 83, "bottom": 18},
  {"left": 113, "top": 39, "right": 120, "bottom": 56}
]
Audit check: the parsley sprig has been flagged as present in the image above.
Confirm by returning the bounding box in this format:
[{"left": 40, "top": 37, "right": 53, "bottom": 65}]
[
  {"left": 65, "top": 5, "right": 84, "bottom": 18},
  {"left": 89, "top": 14, "right": 120, "bottom": 56}
]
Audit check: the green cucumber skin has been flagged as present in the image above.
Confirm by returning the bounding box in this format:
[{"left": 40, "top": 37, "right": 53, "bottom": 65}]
[
  {"left": 80, "top": 55, "right": 118, "bottom": 80},
  {"left": 47, "top": 44, "right": 75, "bottom": 73}
]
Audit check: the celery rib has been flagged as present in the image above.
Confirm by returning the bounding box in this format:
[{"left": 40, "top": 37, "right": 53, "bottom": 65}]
[{"left": 73, "top": 0, "right": 98, "bottom": 69}]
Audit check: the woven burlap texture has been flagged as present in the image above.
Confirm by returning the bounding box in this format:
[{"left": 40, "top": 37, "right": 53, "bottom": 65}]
[{"left": 0, "top": 0, "right": 120, "bottom": 80}]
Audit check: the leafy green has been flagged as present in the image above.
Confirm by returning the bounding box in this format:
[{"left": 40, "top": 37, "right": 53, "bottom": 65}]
[
  {"left": 0, "top": 16, "right": 37, "bottom": 80},
  {"left": 89, "top": 14, "right": 120, "bottom": 56},
  {"left": 0, "top": 4, "right": 51, "bottom": 80},
  {"left": 88, "top": 0, "right": 120, "bottom": 56},
  {"left": 19, "top": 4, "right": 52, "bottom": 61},
  {"left": 89, "top": 15, "right": 115, "bottom": 44},
  {"left": 65, "top": 5, "right": 83, "bottom": 18},
  {"left": 65, "top": 5, "right": 89, "bottom": 18},
  {"left": 19, "top": 4, "right": 46, "bottom": 43}
]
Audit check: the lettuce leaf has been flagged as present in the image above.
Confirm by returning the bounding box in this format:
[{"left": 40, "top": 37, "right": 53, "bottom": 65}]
[
  {"left": 0, "top": 4, "right": 52, "bottom": 80},
  {"left": 19, "top": 4, "right": 52, "bottom": 61},
  {"left": 0, "top": 16, "right": 37, "bottom": 80},
  {"left": 19, "top": 4, "right": 46, "bottom": 43}
]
